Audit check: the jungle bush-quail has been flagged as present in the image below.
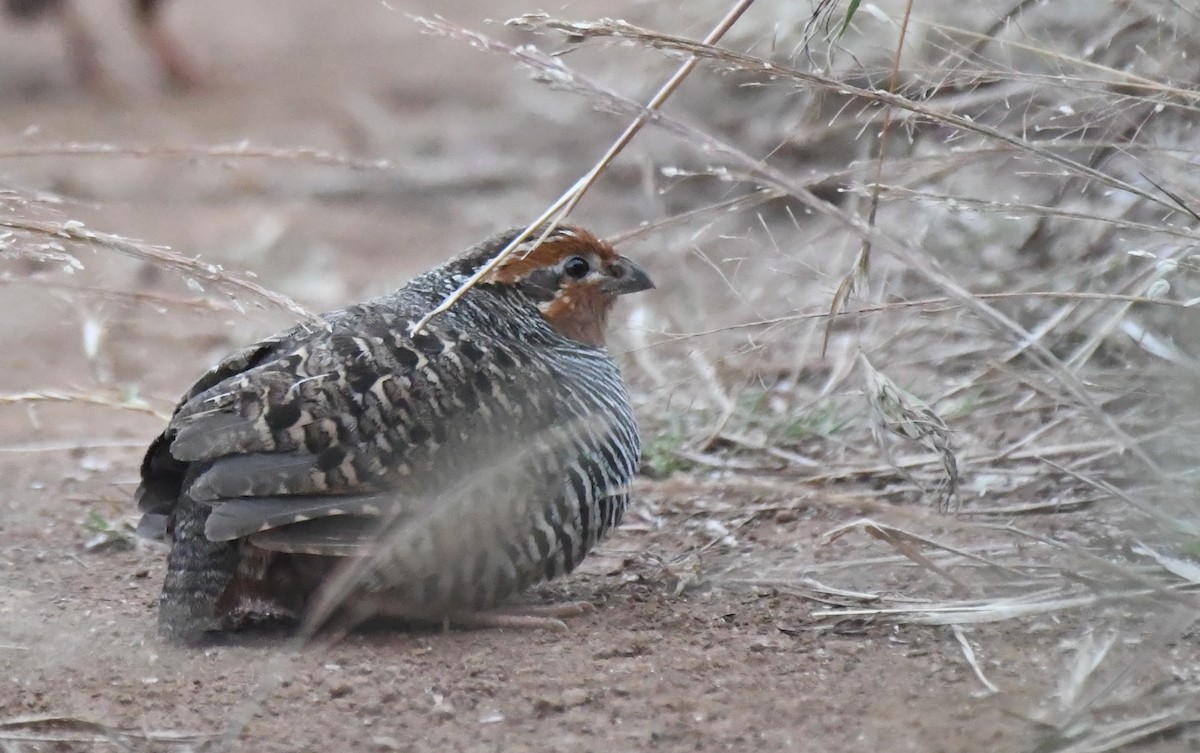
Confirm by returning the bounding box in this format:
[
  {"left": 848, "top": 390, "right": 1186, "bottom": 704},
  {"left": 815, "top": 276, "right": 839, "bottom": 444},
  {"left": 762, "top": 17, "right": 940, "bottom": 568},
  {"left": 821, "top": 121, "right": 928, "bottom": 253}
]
[
  {"left": 136, "top": 226, "right": 654, "bottom": 642},
  {"left": 6, "top": 0, "right": 199, "bottom": 89}
]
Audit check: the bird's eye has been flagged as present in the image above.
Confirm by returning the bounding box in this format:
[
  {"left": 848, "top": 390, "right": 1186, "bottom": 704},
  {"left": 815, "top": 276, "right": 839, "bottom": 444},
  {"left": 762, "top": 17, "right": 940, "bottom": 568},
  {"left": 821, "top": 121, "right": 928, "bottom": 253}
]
[{"left": 562, "top": 256, "right": 591, "bottom": 280}]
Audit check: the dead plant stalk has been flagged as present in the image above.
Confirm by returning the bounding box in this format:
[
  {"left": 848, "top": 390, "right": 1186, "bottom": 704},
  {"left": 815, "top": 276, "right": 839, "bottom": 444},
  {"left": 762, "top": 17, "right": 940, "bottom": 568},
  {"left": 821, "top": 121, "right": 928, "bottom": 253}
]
[{"left": 407, "top": 0, "right": 756, "bottom": 336}]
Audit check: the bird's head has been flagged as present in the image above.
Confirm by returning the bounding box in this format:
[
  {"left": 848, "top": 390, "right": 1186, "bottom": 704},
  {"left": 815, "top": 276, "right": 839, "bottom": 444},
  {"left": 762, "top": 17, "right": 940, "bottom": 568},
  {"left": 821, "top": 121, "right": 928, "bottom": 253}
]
[{"left": 477, "top": 225, "right": 654, "bottom": 347}]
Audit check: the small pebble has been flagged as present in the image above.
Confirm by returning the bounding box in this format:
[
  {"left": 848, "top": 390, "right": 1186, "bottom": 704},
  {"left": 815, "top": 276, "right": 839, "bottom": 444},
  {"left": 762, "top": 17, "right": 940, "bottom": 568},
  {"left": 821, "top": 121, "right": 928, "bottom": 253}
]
[{"left": 329, "top": 682, "right": 353, "bottom": 699}]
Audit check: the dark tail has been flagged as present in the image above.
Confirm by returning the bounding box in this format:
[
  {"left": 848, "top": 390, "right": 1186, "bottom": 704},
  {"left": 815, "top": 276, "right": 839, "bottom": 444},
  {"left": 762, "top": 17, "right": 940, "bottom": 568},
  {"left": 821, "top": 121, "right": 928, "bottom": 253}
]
[{"left": 157, "top": 491, "right": 241, "bottom": 642}]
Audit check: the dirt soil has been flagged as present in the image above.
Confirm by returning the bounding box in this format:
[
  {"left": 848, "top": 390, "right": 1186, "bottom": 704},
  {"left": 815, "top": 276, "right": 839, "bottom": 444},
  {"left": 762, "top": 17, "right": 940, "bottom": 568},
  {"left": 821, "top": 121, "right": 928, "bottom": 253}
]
[{"left": 0, "top": 2, "right": 1182, "bottom": 752}]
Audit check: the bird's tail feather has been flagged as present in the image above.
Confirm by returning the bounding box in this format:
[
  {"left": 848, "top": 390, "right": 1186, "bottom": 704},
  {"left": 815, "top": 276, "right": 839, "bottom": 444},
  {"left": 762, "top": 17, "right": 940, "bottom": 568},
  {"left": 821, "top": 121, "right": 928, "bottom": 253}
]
[{"left": 156, "top": 490, "right": 242, "bottom": 642}]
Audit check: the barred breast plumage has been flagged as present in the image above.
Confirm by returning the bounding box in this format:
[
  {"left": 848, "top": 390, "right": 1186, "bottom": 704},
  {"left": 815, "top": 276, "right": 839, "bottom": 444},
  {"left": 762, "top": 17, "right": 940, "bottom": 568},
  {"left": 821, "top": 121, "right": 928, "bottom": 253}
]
[{"left": 135, "top": 225, "right": 654, "bottom": 642}]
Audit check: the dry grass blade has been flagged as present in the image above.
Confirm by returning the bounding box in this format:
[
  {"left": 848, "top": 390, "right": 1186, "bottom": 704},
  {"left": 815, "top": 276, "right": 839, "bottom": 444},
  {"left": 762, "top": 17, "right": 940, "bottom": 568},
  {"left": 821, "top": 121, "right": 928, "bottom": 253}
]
[
  {"left": 810, "top": 516, "right": 1200, "bottom": 628},
  {"left": 0, "top": 390, "right": 170, "bottom": 420},
  {"left": 500, "top": 18, "right": 1169, "bottom": 483},
  {"left": 0, "top": 714, "right": 218, "bottom": 748},
  {"left": 0, "top": 278, "right": 232, "bottom": 311},
  {"left": 609, "top": 189, "right": 783, "bottom": 244},
  {"left": 951, "top": 624, "right": 999, "bottom": 695},
  {"left": 988, "top": 524, "right": 1200, "bottom": 608},
  {"left": 823, "top": 0, "right": 915, "bottom": 357},
  {"left": 0, "top": 142, "right": 400, "bottom": 171},
  {"left": 0, "top": 217, "right": 318, "bottom": 324},
  {"left": 1056, "top": 629, "right": 1118, "bottom": 713},
  {"left": 956, "top": 498, "right": 1098, "bottom": 516},
  {"left": 407, "top": 0, "right": 754, "bottom": 336},
  {"left": 1056, "top": 609, "right": 1200, "bottom": 736},
  {"left": 1130, "top": 542, "right": 1200, "bottom": 585},
  {"left": 824, "top": 249, "right": 867, "bottom": 358},
  {"left": 0, "top": 244, "right": 81, "bottom": 269},
  {"left": 652, "top": 290, "right": 1196, "bottom": 350},
  {"left": 809, "top": 586, "right": 1184, "bottom": 627},
  {"left": 852, "top": 185, "right": 1200, "bottom": 242},
  {"left": 1037, "top": 457, "right": 1196, "bottom": 535},
  {"left": 0, "top": 438, "right": 147, "bottom": 453},
  {"left": 520, "top": 18, "right": 1187, "bottom": 215},
  {"left": 822, "top": 518, "right": 1022, "bottom": 582},
  {"left": 1032, "top": 707, "right": 1200, "bottom": 753}
]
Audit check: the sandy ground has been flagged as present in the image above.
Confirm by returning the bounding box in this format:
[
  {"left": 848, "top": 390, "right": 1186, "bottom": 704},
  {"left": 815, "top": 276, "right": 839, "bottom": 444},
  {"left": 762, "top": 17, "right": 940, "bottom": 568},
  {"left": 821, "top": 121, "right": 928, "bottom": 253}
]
[{"left": 0, "top": 2, "right": 1190, "bottom": 752}]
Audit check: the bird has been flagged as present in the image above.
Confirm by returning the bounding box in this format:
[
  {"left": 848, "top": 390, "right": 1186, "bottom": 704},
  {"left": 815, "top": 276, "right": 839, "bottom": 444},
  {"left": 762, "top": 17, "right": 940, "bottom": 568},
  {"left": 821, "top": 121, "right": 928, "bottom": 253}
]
[
  {"left": 135, "top": 225, "right": 654, "bottom": 642},
  {"left": 5, "top": 0, "right": 200, "bottom": 90}
]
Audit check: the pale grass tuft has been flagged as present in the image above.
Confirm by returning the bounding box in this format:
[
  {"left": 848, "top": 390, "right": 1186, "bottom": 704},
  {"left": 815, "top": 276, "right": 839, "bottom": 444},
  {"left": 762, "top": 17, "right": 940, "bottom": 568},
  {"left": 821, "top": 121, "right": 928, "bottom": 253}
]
[{"left": 857, "top": 352, "right": 959, "bottom": 509}]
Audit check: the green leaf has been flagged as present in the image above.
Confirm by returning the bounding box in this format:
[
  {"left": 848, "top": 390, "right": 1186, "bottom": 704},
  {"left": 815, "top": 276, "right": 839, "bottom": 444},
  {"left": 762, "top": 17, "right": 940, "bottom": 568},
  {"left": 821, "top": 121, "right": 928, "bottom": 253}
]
[{"left": 837, "top": 0, "right": 862, "bottom": 40}]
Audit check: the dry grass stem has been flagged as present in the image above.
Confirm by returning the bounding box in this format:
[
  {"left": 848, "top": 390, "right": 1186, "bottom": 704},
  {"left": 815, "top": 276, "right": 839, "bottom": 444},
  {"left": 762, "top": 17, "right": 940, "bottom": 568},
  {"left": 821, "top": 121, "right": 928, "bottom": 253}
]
[
  {"left": 0, "top": 714, "right": 217, "bottom": 748},
  {"left": 951, "top": 624, "right": 1000, "bottom": 695},
  {"left": 518, "top": 17, "right": 1186, "bottom": 212},
  {"left": 824, "top": 0, "right": 915, "bottom": 356},
  {"left": 0, "top": 278, "right": 233, "bottom": 311},
  {"left": 0, "top": 142, "right": 400, "bottom": 171},
  {"left": 0, "top": 389, "right": 170, "bottom": 419},
  {"left": 0, "top": 217, "right": 317, "bottom": 323},
  {"left": 823, "top": 518, "right": 1023, "bottom": 580},
  {"left": 409, "top": 0, "right": 755, "bottom": 336},
  {"left": 487, "top": 17, "right": 1175, "bottom": 482}
]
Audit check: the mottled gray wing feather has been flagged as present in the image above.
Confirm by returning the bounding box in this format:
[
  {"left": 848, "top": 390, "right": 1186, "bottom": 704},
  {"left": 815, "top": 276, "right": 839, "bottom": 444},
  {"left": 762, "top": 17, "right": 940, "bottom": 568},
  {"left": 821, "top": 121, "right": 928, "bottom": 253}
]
[
  {"left": 147, "top": 294, "right": 569, "bottom": 559},
  {"left": 186, "top": 323, "right": 559, "bottom": 550},
  {"left": 170, "top": 410, "right": 272, "bottom": 462},
  {"left": 247, "top": 516, "right": 380, "bottom": 555},
  {"left": 168, "top": 365, "right": 322, "bottom": 461},
  {"left": 135, "top": 336, "right": 288, "bottom": 517},
  {"left": 204, "top": 493, "right": 392, "bottom": 542},
  {"left": 190, "top": 453, "right": 330, "bottom": 501}
]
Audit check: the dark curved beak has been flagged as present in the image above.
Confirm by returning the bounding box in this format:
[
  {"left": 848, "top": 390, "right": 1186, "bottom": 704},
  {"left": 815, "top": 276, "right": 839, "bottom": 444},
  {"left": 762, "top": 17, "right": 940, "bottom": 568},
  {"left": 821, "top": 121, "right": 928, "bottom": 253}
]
[{"left": 603, "top": 255, "right": 655, "bottom": 295}]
